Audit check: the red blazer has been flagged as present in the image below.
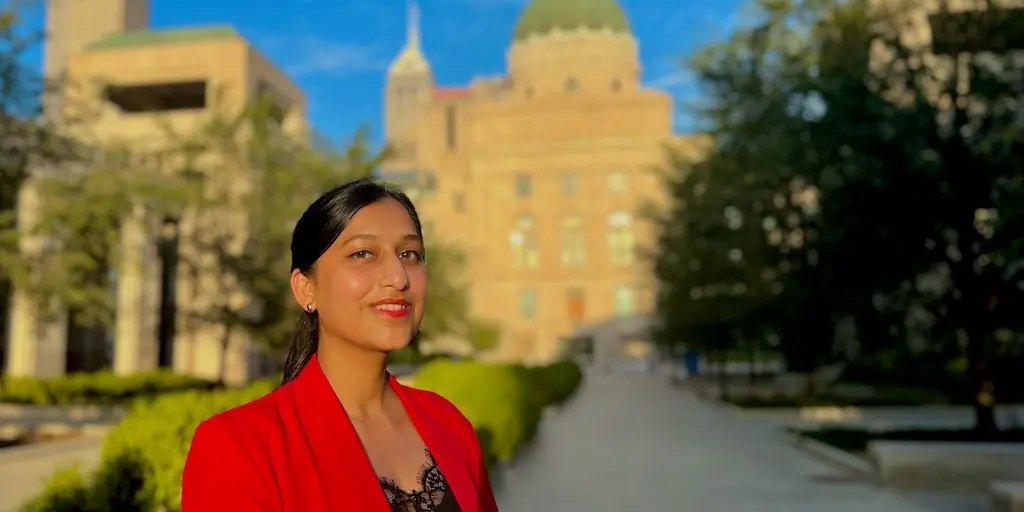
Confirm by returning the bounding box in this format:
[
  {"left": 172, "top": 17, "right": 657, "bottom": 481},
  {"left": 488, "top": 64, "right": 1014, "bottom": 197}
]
[{"left": 182, "top": 354, "right": 499, "bottom": 512}]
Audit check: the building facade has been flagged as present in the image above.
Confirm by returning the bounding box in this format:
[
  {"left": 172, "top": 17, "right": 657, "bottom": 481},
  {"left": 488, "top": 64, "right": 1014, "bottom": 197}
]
[
  {"left": 4, "top": 0, "right": 305, "bottom": 383},
  {"left": 379, "top": 0, "right": 705, "bottom": 361}
]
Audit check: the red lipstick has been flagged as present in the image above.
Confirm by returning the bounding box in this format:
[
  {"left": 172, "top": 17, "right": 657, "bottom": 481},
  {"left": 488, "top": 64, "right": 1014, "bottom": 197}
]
[{"left": 371, "top": 298, "right": 410, "bottom": 318}]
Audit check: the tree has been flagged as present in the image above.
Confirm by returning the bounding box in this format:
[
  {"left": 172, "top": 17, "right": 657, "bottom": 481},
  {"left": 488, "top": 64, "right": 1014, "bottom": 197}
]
[
  {"left": 177, "top": 104, "right": 487, "bottom": 365},
  {"left": 0, "top": 5, "right": 112, "bottom": 349},
  {"left": 163, "top": 97, "right": 386, "bottom": 377},
  {"left": 415, "top": 233, "right": 499, "bottom": 356},
  {"left": 9, "top": 91, "right": 388, "bottom": 380},
  {"left": 665, "top": 0, "right": 1024, "bottom": 431},
  {"left": 653, "top": 18, "right": 842, "bottom": 380},
  {"left": 417, "top": 236, "right": 469, "bottom": 348}
]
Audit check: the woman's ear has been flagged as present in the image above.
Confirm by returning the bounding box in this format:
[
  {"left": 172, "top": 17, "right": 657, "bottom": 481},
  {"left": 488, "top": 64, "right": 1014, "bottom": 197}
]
[{"left": 290, "top": 269, "right": 315, "bottom": 310}]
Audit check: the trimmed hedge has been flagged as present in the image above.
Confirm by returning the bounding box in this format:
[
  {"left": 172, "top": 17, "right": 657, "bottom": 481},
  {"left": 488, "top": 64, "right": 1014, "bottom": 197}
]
[
  {"left": 527, "top": 360, "right": 584, "bottom": 406},
  {"left": 19, "top": 360, "right": 584, "bottom": 512},
  {"left": 413, "top": 359, "right": 585, "bottom": 462},
  {"left": 2, "top": 371, "right": 218, "bottom": 406},
  {"left": 414, "top": 360, "right": 545, "bottom": 462},
  {"left": 18, "top": 381, "right": 275, "bottom": 512}
]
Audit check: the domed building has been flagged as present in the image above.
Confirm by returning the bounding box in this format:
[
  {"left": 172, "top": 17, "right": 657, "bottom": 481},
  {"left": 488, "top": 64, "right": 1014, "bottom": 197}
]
[{"left": 380, "top": 0, "right": 703, "bottom": 361}]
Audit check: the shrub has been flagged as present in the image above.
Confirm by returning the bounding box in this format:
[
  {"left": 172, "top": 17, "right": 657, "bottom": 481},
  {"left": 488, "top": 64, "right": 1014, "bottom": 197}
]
[
  {"left": 98, "top": 381, "right": 276, "bottom": 510},
  {"left": 414, "top": 360, "right": 543, "bottom": 462},
  {"left": 18, "top": 465, "right": 90, "bottom": 512},
  {"left": 2, "top": 371, "right": 218, "bottom": 406},
  {"left": 474, "top": 427, "right": 497, "bottom": 469},
  {"left": 527, "top": 360, "right": 584, "bottom": 406},
  {"left": 20, "top": 380, "right": 276, "bottom": 512}
]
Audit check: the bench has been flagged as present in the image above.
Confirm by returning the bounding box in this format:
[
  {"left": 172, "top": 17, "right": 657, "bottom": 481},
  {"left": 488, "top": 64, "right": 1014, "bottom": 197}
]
[
  {"left": 991, "top": 481, "right": 1024, "bottom": 512},
  {"left": 869, "top": 441, "right": 1024, "bottom": 492}
]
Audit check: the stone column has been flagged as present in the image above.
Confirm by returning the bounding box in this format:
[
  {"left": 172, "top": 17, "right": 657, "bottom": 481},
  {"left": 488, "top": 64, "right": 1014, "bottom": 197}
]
[
  {"left": 112, "top": 204, "right": 159, "bottom": 375},
  {"left": 5, "top": 180, "right": 68, "bottom": 378},
  {"left": 6, "top": 291, "right": 68, "bottom": 377}
]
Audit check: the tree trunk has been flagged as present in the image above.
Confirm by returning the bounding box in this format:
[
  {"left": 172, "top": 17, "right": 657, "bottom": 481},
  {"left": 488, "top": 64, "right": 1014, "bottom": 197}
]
[
  {"left": 218, "top": 325, "right": 233, "bottom": 386},
  {"left": 717, "top": 349, "right": 730, "bottom": 401},
  {"left": 949, "top": 225, "right": 997, "bottom": 434},
  {"left": 747, "top": 342, "right": 757, "bottom": 380},
  {"left": 965, "top": 323, "right": 998, "bottom": 435}
]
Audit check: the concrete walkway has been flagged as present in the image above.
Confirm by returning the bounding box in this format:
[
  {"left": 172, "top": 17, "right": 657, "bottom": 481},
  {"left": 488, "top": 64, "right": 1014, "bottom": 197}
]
[
  {"left": 495, "top": 370, "right": 988, "bottom": 512},
  {"left": 0, "top": 436, "right": 102, "bottom": 512}
]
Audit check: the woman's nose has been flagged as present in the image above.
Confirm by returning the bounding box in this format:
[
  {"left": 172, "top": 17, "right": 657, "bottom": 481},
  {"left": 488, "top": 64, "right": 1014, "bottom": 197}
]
[{"left": 381, "top": 254, "right": 410, "bottom": 290}]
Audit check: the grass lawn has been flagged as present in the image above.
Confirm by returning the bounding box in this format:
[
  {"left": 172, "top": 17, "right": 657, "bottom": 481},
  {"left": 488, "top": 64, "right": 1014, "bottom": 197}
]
[{"left": 794, "top": 426, "right": 1024, "bottom": 456}]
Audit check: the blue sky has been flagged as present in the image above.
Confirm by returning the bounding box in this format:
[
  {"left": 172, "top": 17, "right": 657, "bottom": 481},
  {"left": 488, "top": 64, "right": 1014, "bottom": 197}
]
[{"left": 17, "top": 0, "right": 745, "bottom": 146}]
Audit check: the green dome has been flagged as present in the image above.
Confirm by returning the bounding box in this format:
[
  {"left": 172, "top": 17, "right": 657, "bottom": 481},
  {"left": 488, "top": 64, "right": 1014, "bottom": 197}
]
[{"left": 513, "top": 0, "right": 631, "bottom": 41}]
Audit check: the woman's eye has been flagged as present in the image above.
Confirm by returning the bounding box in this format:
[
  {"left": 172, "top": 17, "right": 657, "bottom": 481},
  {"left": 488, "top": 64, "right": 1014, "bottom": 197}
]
[
  {"left": 350, "top": 250, "right": 373, "bottom": 259},
  {"left": 400, "top": 250, "right": 424, "bottom": 261}
]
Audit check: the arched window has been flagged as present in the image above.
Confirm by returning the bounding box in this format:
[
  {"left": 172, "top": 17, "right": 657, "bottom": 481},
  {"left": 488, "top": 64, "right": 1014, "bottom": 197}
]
[
  {"left": 510, "top": 214, "right": 538, "bottom": 269},
  {"left": 607, "top": 211, "right": 635, "bottom": 266},
  {"left": 560, "top": 215, "right": 585, "bottom": 266}
]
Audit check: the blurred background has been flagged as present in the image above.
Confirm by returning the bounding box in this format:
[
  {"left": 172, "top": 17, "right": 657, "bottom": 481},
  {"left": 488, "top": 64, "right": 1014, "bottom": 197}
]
[{"left": 0, "top": 0, "right": 1022, "bottom": 510}]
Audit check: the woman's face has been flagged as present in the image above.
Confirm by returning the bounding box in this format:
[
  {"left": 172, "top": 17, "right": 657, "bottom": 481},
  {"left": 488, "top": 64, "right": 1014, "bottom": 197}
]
[{"left": 298, "top": 198, "right": 427, "bottom": 353}]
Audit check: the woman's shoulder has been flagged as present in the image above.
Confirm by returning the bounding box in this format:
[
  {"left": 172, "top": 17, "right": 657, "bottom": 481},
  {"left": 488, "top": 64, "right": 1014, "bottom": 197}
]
[
  {"left": 183, "top": 386, "right": 291, "bottom": 503},
  {"left": 191, "top": 384, "right": 291, "bottom": 449}
]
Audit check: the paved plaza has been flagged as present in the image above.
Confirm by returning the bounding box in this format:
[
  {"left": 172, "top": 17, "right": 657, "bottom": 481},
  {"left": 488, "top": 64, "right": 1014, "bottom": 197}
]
[{"left": 496, "top": 369, "right": 988, "bottom": 512}]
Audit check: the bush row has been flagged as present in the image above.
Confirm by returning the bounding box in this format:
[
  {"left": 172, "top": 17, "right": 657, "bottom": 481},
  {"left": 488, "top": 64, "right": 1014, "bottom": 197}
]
[
  {"left": 412, "top": 359, "right": 584, "bottom": 463},
  {"left": 20, "top": 359, "right": 584, "bottom": 512},
  {"left": 1, "top": 371, "right": 218, "bottom": 406},
  {"left": 526, "top": 360, "right": 584, "bottom": 406}
]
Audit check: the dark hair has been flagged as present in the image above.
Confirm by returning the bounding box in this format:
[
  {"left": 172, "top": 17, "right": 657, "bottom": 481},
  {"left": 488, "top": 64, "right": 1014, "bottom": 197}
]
[{"left": 280, "top": 177, "right": 423, "bottom": 385}]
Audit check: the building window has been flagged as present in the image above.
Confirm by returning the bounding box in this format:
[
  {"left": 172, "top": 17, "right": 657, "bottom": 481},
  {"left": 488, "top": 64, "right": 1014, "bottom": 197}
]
[
  {"left": 445, "top": 105, "right": 457, "bottom": 149},
  {"left": 611, "top": 79, "right": 621, "bottom": 91},
  {"left": 615, "top": 285, "right": 634, "bottom": 316},
  {"left": 104, "top": 81, "right": 207, "bottom": 112},
  {"left": 519, "top": 289, "right": 536, "bottom": 319},
  {"left": 565, "top": 77, "right": 578, "bottom": 91},
  {"left": 511, "top": 214, "right": 539, "bottom": 269},
  {"left": 515, "top": 174, "right": 531, "bottom": 197},
  {"left": 452, "top": 192, "right": 465, "bottom": 213},
  {"left": 608, "top": 172, "right": 626, "bottom": 193},
  {"left": 560, "top": 215, "right": 586, "bottom": 267},
  {"left": 423, "top": 172, "right": 436, "bottom": 191},
  {"left": 607, "top": 211, "right": 635, "bottom": 266},
  {"left": 562, "top": 173, "right": 579, "bottom": 195},
  {"left": 566, "top": 287, "right": 585, "bottom": 325}
]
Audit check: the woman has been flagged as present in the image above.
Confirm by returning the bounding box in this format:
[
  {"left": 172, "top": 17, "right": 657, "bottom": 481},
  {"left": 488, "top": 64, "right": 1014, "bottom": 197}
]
[{"left": 182, "top": 178, "right": 499, "bottom": 512}]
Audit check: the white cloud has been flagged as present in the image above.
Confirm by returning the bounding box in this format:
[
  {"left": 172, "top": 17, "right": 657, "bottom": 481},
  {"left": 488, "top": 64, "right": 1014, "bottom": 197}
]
[
  {"left": 647, "top": 69, "right": 696, "bottom": 91},
  {"left": 261, "top": 36, "right": 385, "bottom": 77},
  {"left": 453, "top": 0, "right": 525, "bottom": 9}
]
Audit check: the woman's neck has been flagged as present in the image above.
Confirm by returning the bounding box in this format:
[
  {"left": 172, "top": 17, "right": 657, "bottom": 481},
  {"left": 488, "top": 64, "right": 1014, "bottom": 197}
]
[{"left": 315, "top": 339, "right": 391, "bottom": 420}]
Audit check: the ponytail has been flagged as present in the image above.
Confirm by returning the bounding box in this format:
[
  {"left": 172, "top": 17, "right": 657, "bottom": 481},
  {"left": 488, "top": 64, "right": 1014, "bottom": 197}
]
[{"left": 281, "top": 310, "right": 319, "bottom": 385}]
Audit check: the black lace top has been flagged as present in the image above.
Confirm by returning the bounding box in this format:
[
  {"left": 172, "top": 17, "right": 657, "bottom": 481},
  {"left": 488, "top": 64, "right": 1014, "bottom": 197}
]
[{"left": 379, "top": 449, "right": 461, "bottom": 512}]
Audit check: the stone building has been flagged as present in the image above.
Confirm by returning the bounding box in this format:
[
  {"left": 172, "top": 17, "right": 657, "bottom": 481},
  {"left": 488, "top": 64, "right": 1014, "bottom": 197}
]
[
  {"left": 378, "top": 0, "right": 705, "bottom": 361},
  {"left": 3, "top": 0, "right": 305, "bottom": 384}
]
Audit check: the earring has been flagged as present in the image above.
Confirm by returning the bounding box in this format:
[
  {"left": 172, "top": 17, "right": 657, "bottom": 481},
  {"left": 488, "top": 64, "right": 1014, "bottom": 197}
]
[{"left": 305, "top": 303, "right": 315, "bottom": 313}]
